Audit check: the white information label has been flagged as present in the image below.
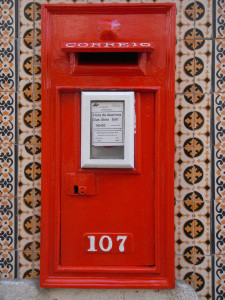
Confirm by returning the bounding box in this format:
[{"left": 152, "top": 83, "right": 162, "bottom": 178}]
[{"left": 91, "top": 101, "right": 124, "bottom": 146}]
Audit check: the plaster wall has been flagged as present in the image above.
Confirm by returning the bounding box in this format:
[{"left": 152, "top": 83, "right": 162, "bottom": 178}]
[{"left": 0, "top": 280, "right": 198, "bottom": 300}]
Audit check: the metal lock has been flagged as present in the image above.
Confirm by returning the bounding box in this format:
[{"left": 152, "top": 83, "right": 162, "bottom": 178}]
[{"left": 67, "top": 173, "right": 96, "bottom": 196}]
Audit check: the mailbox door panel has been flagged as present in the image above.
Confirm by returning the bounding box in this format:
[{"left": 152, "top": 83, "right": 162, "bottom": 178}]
[{"left": 60, "top": 92, "right": 155, "bottom": 267}]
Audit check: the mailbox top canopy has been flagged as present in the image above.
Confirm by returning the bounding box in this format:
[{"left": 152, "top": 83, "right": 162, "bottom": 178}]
[{"left": 41, "top": 3, "right": 176, "bottom": 80}]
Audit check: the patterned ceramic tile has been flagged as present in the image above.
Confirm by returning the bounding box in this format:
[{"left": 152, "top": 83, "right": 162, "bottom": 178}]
[
  {"left": 34, "top": 74, "right": 41, "bottom": 93},
  {"left": 0, "top": 92, "right": 15, "bottom": 144},
  {"left": 33, "top": 206, "right": 41, "bottom": 246},
  {"left": 18, "top": 250, "right": 33, "bottom": 279},
  {"left": 194, "top": 40, "right": 212, "bottom": 94},
  {"left": 175, "top": 200, "right": 194, "bottom": 255},
  {"left": 22, "top": 82, "right": 41, "bottom": 117},
  {"left": 34, "top": 144, "right": 41, "bottom": 195},
  {"left": 34, "top": 189, "right": 41, "bottom": 210},
  {"left": 105, "top": 0, "right": 141, "bottom": 2},
  {"left": 0, "top": 197, "right": 14, "bottom": 250},
  {"left": 195, "top": 0, "right": 212, "bottom": 39},
  {"left": 34, "top": 99, "right": 41, "bottom": 144},
  {"left": 141, "top": 0, "right": 194, "bottom": 12},
  {"left": 214, "top": 146, "right": 225, "bottom": 201},
  {"left": 18, "top": 92, "right": 34, "bottom": 145},
  {"left": 175, "top": 94, "right": 194, "bottom": 148},
  {"left": 193, "top": 146, "right": 211, "bottom": 202},
  {"left": 214, "top": 39, "right": 225, "bottom": 93},
  {"left": 18, "top": 197, "right": 34, "bottom": 251},
  {"left": 88, "top": 0, "right": 139, "bottom": 2},
  {"left": 175, "top": 40, "right": 195, "bottom": 94},
  {"left": 214, "top": 200, "right": 225, "bottom": 255},
  {"left": 193, "top": 94, "right": 211, "bottom": 148},
  {"left": 34, "top": 0, "right": 87, "bottom": 9},
  {"left": 19, "top": 39, "right": 34, "bottom": 92},
  {"left": 34, "top": 240, "right": 40, "bottom": 254},
  {"left": 0, "top": 144, "right": 14, "bottom": 198},
  {"left": 33, "top": 250, "right": 40, "bottom": 279},
  {"left": 0, "top": 38, "right": 15, "bottom": 92},
  {"left": 33, "top": 6, "right": 40, "bottom": 65},
  {"left": 215, "top": 0, "right": 225, "bottom": 39},
  {"left": 175, "top": 255, "right": 195, "bottom": 286},
  {"left": 20, "top": 1, "right": 34, "bottom": 38},
  {"left": 194, "top": 91, "right": 211, "bottom": 205},
  {"left": 214, "top": 255, "right": 225, "bottom": 299},
  {"left": 34, "top": 12, "right": 41, "bottom": 41},
  {"left": 34, "top": 84, "right": 41, "bottom": 100},
  {"left": 214, "top": 93, "right": 225, "bottom": 147},
  {"left": 34, "top": 65, "right": 41, "bottom": 83},
  {"left": 176, "top": 8, "right": 195, "bottom": 41},
  {"left": 193, "top": 201, "right": 211, "bottom": 255},
  {"left": 0, "top": 250, "right": 15, "bottom": 279},
  {"left": 194, "top": 255, "right": 212, "bottom": 299},
  {"left": 34, "top": 43, "right": 41, "bottom": 67},
  {"left": 33, "top": 17, "right": 40, "bottom": 46},
  {"left": 34, "top": 21, "right": 41, "bottom": 64},
  {"left": 174, "top": 147, "right": 194, "bottom": 202},
  {"left": 0, "top": 0, "right": 15, "bottom": 38},
  {"left": 18, "top": 145, "right": 34, "bottom": 199}
]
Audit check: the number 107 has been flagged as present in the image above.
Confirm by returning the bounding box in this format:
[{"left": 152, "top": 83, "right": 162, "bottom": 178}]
[{"left": 87, "top": 235, "right": 128, "bottom": 253}]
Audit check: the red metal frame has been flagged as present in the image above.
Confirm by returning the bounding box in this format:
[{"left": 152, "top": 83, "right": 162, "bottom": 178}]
[{"left": 40, "top": 3, "right": 176, "bottom": 289}]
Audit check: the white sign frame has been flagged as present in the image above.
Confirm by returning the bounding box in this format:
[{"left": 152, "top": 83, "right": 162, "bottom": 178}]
[{"left": 81, "top": 91, "right": 135, "bottom": 168}]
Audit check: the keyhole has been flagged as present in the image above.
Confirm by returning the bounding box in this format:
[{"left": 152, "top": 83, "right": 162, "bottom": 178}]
[{"left": 74, "top": 185, "right": 78, "bottom": 194}]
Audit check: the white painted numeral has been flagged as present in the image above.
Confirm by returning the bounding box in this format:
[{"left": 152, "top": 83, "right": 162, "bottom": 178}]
[
  {"left": 87, "top": 236, "right": 97, "bottom": 252},
  {"left": 117, "top": 236, "right": 127, "bottom": 252},
  {"left": 99, "top": 235, "right": 113, "bottom": 252},
  {"left": 87, "top": 235, "right": 128, "bottom": 253}
]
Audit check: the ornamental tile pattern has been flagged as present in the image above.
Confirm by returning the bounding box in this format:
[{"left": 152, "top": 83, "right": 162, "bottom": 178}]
[
  {"left": 214, "top": 200, "right": 225, "bottom": 255},
  {"left": 175, "top": 94, "right": 194, "bottom": 148},
  {"left": 0, "top": 144, "right": 14, "bottom": 198},
  {"left": 18, "top": 250, "right": 33, "bottom": 279},
  {"left": 175, "top": 39, "right": 195, "bottom": 94},
  {"left": 215, "top": 0, "right": 225, "bottom": 39},
  {"left": 195, "top": 0, "right": 212, "bottom": 39},
  {"left": 175, "top": 255, "right": 195, "bottom": 286},
  {"left": 194, "top": 255, "right": 212, "bottom": 299},
  {"left": 0, "top": 0, "right": 15, "bottom": 38},
  {"left": 0, "top": 39, "right": 16, "bottom": 92},
  {"left": 0, "top": 250, "right": 15, "bottom": 279},
  {"left": 214, "top": 255, "right": 225, "bottom": 299},
  {"left": 194, "top": 40, "right": 212, "bottom": 94},
  {"left": 214, "top": 39, "right": 225, "bottom": 93},
  {"left": 0, "top": 92, "right": 15, "bottom": 144},
  {"left": 0, "top": 197, "right": 14, "bottom": 250},
  {"left": 0, "top": 0, "right": 225, "bottom": 298},
  {"left": 214, "top": 93, "right": 225, "bottom": 147}
]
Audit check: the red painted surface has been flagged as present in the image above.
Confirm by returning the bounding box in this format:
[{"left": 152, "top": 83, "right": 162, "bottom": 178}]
[{"left": 40, "top": 4, "right": 176, "bottom": 289}]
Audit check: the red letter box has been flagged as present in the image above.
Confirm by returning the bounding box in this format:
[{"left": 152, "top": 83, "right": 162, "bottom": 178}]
[{"left": 40, "top": 4, "right": 176, "bottom": 289}]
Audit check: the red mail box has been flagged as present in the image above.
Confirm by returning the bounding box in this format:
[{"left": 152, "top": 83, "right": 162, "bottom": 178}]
[{"left": 40, "top": 3, "right": 176, "bottom": 289}]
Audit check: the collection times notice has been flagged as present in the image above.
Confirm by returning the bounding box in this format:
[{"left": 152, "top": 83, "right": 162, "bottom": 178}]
[{"left": 91, "top": 101, "right": 124, "bottom": 146}]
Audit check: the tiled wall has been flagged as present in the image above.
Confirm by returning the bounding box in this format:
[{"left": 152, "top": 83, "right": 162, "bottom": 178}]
[{"left": 0, "top": 0, "right": 225, "bottom": 299}]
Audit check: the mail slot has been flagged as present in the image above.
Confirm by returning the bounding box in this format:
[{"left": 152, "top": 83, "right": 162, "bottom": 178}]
[{"left": 40, "top": 3, "right": 176, "bottom": 289}]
